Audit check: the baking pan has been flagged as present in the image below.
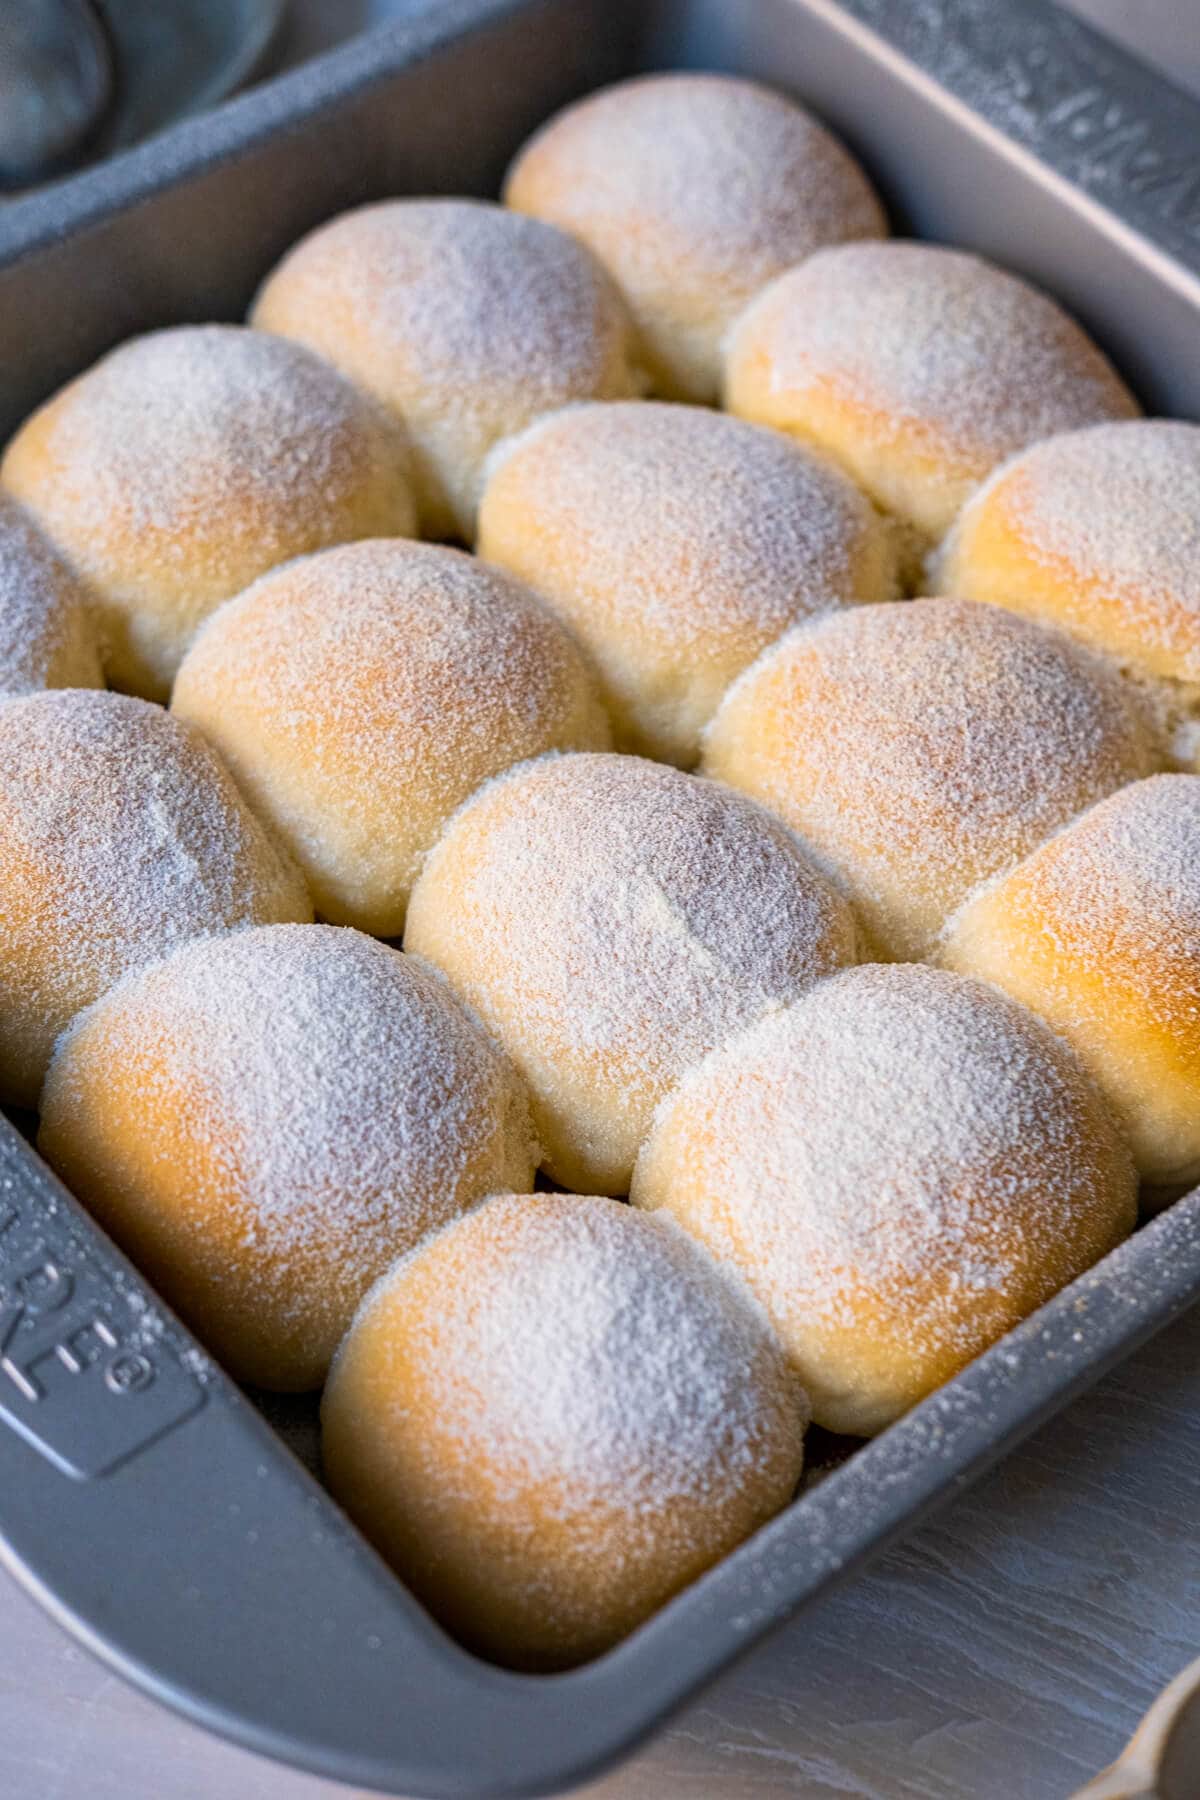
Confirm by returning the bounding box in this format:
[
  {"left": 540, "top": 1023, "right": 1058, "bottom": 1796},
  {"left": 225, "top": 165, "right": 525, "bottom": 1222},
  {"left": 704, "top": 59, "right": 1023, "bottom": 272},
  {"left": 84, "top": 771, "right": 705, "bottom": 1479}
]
[{"left": 1, "top": 3, "right": 1200, "bottom": 1795}]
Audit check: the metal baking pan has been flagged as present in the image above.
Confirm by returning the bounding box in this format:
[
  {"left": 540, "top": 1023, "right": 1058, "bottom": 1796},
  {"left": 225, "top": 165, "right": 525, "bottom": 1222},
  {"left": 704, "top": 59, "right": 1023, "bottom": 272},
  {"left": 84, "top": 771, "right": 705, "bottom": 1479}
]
[{"left": 1, "top": 2, "right": 1199, "bottom": 1795}]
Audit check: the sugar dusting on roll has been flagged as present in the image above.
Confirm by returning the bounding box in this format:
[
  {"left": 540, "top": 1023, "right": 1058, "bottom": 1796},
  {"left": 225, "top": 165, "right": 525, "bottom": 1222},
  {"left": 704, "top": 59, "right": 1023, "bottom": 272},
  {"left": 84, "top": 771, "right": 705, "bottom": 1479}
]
[
  {"left": 478, "top": 399, "right": 896, "bottom": 766},
  {"left": 405, "top": 751, "right": 859, "bottom": 1193},
  {"left": 323, "top": 1191, "right": 808, "bottom": 1666},
  {"left": 1, "top": 325, "right": 418, "bottom": 698},
  {"left": 725, "top": 242, "right": 1138, "bottom": 549},
  {"left": 252, "top": 199, "right": 640, "bottom": 539},
  {"left": 506, "top": 72, "right": 885, "bottom": 403},
  {"left": 633, "top": 963, "right": 1136, "bottom": 1435},
  {"left": 703, "top": 596, "right": 1157, "bottom": 960},
  {"left": 942, "top": 773, "right": 1200, "bottom": 1187},
  {"left": 0, "top": 689, "right": 311, "bottom": 1107},
  {"left": 40, "top": 925, "right": 536, "bottom": 1390}
]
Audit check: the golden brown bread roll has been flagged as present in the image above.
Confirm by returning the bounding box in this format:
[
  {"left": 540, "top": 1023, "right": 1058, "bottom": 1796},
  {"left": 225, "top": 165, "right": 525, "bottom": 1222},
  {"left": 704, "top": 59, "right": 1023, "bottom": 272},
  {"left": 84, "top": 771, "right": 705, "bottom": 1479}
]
[
  {"left": 251, "top": 199, "right": 639, "bottom": 540},
  {"left": 39, "top": 926, "right": 536, "bottom": 1391},
  {"left": 172, "top": 539, "right": 610, "bottom": 936},
  {"left": 0, "top": 689, "right": 311, "bottom": 1108},
  {"left": 632, "top": 964, "right": 1137, "bottom": 1436},
  {"left": 322, "top": 1191, "right": 808, "bottom": 1667},
  {"left": 404, "top": 752, "right": 858, "bottom": 1193},
  {"left": 934, "top": 421, "right": 1200, "bottom": 762},
  {"left": 504, "top": 72, "right": 885, "bottom": 403},
  {"left": 702, "top": 597, "right": 1158, "bottom": 960},
  {"left": 1, "top": 326, "right": 416, "bottom": 700},
  {"left": 476, "top": 400, "right": 896, "bottom": 766},
  {"left": 0, "top": 494, "right": 102, "bottom": 697},
  {"left": 724, "top": 242, "right": 1138, "bottom": 553},
  {"left": 940, "top": 774, "right": 1200, "bottom": 1186}
]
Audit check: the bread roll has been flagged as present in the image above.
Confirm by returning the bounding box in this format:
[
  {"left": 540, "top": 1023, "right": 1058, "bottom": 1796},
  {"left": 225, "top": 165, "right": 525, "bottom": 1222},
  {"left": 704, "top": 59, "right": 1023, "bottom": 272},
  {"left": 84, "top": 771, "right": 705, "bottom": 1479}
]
[
  {"left": 322, "top": 1192, "right": 807, "bottom": 1667},
  {"left": 724, "top": 243, "right": 1138, "bottom": 553},
  {"left": 632, "top": 964, "right": 1136, "bottom": 1436},
  {"left": 0, "top": 689, "right": 310, "bottom": 1107},
  {"left": 404, "top": 752, "right": 858, "bottom": 1193},
  {"left": 0, "top": 494, "right": 102, "bottom": 697},
  {"left": 1, "top": 326, "right": 416, "bottom": 700},
  {"left": 39, "top": 926, "right": 535, "bottom": 1391},
  {"left": 477, "top": 400, "right": 895, "bottom": 766},
  {"left": 504, "top": 73, "right": 885, "bottom": 403},
  {"left": 703, "top": 598, "right": 1157, "bottom": 960},
  {"left": 251, "top": 199, "right": 638, "bottom": 540},
  {"left": 172, "top": 540, "right": 610, "bottom": 936},
  {"left": 935, "top": 421, "right": 1200, "bottom": 762},
  {"left": 941, "top": 774, "right": 1200, "bottom": 1186}
]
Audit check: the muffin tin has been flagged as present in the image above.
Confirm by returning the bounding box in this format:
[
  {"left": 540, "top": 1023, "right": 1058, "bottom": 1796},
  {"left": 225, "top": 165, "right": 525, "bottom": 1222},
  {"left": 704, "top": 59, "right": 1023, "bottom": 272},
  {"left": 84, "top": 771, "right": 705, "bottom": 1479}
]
[{"left": 2, "top": 1, "right": 1200, "bottom": 1794}]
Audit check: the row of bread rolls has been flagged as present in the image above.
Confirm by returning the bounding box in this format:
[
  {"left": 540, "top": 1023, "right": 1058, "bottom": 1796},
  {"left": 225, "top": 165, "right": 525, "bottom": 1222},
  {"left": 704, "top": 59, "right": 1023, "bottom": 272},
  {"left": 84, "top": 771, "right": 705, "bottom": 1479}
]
[
  {"left": 0, "top": 71, "right": 1192, "bottom": 1670},
  {"left": 5, "top": 381, "right": 1199, "bottom": 787},
  {"left": 0, "top": 71, "right": 1171, "bottom": 719},
  {"left": 9, "top": 605, "right": 1192, "bottom": 1300},
  {"left": 8, "top": 599, "right": 1181, "bottom": 1176},
  {"left": 31, "top": 554, "right": 1183, "bottom": 1192},
  {"left": 14, "top": 718, "right": 1184, "bottom": 1663},
  {"left": 40, "top": 918, "right": 1137, "bottom": 1663},
  {"left": 0, "top": 681, "right": 1162, "bottom": 1662}
]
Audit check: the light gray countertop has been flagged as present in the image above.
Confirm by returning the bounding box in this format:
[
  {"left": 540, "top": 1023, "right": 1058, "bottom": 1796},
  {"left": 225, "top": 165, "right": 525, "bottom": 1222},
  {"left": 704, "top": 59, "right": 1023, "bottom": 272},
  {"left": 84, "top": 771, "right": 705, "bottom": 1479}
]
[{"left": 3, "top": 4, "right": 1199, "bottom": 1796}]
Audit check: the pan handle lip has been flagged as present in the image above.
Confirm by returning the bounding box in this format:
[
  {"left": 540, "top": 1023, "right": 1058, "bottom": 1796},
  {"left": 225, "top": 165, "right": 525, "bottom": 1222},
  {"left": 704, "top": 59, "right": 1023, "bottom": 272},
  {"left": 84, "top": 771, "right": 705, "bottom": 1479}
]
[
  {"left": 4, "top": 0, "right": 1200, "bottom": 284},
  {"left": 805, "top": 0, "right": 1200, "bottom": 282}
]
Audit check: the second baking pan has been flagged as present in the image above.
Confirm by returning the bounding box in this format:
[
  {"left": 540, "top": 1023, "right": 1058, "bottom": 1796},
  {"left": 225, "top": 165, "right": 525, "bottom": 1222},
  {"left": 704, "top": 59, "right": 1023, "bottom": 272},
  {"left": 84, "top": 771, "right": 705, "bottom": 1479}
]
[{"left": 1, "top": 1, "right": 1200, "bottom": 1795}]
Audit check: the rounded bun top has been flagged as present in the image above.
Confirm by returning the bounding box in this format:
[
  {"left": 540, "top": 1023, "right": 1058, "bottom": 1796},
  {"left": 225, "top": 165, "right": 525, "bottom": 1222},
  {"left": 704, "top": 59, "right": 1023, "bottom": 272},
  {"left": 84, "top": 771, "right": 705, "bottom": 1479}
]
[
  {"left": 949, "top": 773, "right": 1200, "bottom": 1028},
  {"left": 0, "top": 687, "right": 309, "bottom": 943},
  {"left": 50, "top": 923, "right": 534, "bottom": 1276},
  {"left": 936, "top": 419, "right": 1200, "bottom": 691},
  {"left": 252, "top": 198, "right": 640, "bottom": 539},
  {"left": 478, "top": 399, "right": 895, "bottom": 765},
  {"left": 0, "top": 325, "right": 416, "bottom": 699},
  {"left": 703, "top": 596, "right": 1157, "bottom": 960},
  {"left": 633, "top": 962, "right": 1137, "bottom": 1434},
  {"left": 940, "top": 772, "right": 1200, "bottom": 1185},
  {"left": 405, "top": 750, "right": 858, "bottom": 1192},
  {"left": 504, "top": 72, "right": 886, "bottom": 403},
  {"left": 322, "top": 1190, "right": 807, "bottom": 1666},
  {"left": 724, "top": 242, "right": 1138, "bottom": 541},
  {"left": 172, "top": 538, "right": 611, "bottom": 935},
  {"left": 0, "top": 688, "right": 311, "bottom": 1104},
  {"left": 42, "top": 924, "right": 535, "bottom": 1389}
]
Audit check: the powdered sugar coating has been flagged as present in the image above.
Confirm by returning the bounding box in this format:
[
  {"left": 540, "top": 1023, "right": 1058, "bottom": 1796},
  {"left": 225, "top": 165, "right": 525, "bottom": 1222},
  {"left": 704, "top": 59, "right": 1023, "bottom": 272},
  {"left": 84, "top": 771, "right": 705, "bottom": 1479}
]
[
  {"left": 505, "top": 73, "right": 885, "bottom": 403},
  {"left": 322, "top": 1191, "right": 807, "bottom": 1665},
  {"left": 703, "top": 597, "right": 1157, "bottom": 960},
  {"left": 0, "top": 689, "right": 311, "bottom": 1106},
  {"left": 936, "top": 420, "right": 1200, "bottom": 706},
  {"left": 40, "top": 926, "right": 536, "bottom": 1389},
  {"left": 724, "top": 242, "right": 1138, "bottom": 540},
  {"left": 172, "top": 539, "right": 610, "bottom": 936},
  {"left": 477, "top": 400, "right": 896, "bottom": 766},
  {"left": 0, "top": 325, "right": 417, "bottom": 700},
  {"left": 991, "top": 776, "right": 1200, "bottom": 983},
  {"left": 942, "top": 774, "right": 1200, "bottom": 1184},
  {"left": 0, "top": 495, "right": 103, "bottom": 697},
  {"left": 404, "top": 751, "right": 858, "bottom": 1193},
  {"left": 632, "top": 963, "right": 1136, "bottom": 1436},
  {"left": 252, "top": 199, "right": 639, "bottom": 539}
]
